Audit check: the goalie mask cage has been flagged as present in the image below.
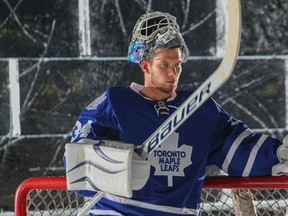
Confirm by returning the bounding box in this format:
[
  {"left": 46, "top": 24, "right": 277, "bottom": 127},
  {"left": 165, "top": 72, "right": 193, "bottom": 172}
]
[{"left": 15, "top": 176, "right": 288, "bottom": 216}]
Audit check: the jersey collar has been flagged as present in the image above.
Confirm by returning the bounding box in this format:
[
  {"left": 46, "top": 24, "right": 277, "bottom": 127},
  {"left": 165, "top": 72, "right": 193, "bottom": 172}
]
[{"left": 129, "top": 82, "right": 177, "bottom": 101}]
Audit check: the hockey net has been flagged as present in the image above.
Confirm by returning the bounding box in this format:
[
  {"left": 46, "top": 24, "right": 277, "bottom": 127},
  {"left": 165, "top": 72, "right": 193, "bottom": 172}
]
[{"left": 15, "top": 176, "right": 288, "bottom": 216}]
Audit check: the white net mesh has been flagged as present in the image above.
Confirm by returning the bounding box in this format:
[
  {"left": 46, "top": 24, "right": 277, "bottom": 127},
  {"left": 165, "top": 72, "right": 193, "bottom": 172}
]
[
  {"left": 24, "top": 187, "right": 288, "bottom": 216},
  {"left": 26, "top": 189, "right": 85, "bottom": 216},
  {"left": 200, "top": 188, "right": 288, "bottom": 216}
]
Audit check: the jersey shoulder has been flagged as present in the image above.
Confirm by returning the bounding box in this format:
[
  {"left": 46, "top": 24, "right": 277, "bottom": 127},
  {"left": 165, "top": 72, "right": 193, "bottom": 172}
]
[
  {"left": 85, "top": 87, "right": 137, "bottom": 109},
  {"left": 176, "top": 89, "right": 230, "bottom": 121},
  {"left": 176, "top": 89, "right": 217, "bottom": 107},
  {"left": 106, "top": 86, "right": 141, "bottom": 104}
]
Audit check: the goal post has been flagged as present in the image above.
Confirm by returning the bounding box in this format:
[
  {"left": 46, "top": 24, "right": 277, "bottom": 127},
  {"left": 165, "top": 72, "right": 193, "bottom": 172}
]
[
  {"left": 15, "top": 176, "right": 288, "bottom": 216},
  {"left": 14, "top": 176, "right": 67, "bottom": 216}
]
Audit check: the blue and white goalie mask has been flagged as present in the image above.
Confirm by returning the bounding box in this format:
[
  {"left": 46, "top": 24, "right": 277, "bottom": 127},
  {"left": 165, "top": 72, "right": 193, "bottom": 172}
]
[{"left": 128, "top": 11, "right": 189, "bottom": 63}]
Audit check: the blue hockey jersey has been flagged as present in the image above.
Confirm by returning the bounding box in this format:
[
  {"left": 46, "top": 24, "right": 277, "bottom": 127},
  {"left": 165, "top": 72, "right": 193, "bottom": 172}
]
[{"left": 69, "top": 82, "right": 282, "bottom": 216}]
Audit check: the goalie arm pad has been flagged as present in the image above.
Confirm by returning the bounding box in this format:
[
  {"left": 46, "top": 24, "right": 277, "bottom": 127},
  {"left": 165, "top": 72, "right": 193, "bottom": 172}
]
[
  {"left": 272, "top": 135, "right": 288, "bottom": 176},
  {"left": 65, "top": 140, "right": 149, "bottom": 198}
]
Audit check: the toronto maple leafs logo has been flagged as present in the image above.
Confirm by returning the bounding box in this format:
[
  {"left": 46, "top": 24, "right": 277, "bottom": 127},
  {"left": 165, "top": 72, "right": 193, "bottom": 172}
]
[
  {"left": 86, "top": 92, "right": 106, "bottom": 110},
  {"left": 147, "top": 132, "right": 192, "bottom": 187},
  {"left": 231, "top": 118, "right": 240, "bottom": 126}
]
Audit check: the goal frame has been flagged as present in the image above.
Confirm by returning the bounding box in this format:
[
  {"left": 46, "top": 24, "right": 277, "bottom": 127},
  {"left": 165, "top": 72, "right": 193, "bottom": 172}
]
[
  {"left": 15, "top": 176, "right": 66, "bottom": 216},
  {"left": 14, "top": 175, "right": 288, "bottom": 216}
]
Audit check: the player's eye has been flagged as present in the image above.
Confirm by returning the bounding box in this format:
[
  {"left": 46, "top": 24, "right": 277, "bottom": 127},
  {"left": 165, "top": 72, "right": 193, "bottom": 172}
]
[
  {"left": 160, "top": 63, "right": 169, "bottom": 69},
  {"left": 175, "top": 63, "right": 182, "bottom": 68}
]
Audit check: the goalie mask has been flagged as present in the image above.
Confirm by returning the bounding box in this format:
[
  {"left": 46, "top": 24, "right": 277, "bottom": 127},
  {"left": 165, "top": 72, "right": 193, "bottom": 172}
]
[{"left": 128, "top": 11, "right": 189, "bottom": 63}]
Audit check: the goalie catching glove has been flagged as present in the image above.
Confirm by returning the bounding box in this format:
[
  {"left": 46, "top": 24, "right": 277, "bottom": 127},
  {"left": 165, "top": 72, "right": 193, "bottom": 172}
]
[
  {"left": 272, "top": 135, "right": 288, "bottom": 176},
  {"left": 65, "top": 139, "right": 149, "bottom": 198}
]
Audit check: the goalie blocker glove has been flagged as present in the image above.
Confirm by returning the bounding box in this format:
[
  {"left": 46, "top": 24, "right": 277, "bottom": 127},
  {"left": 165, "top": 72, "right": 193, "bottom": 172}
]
[
  {"left": 276, "top": 135, "right": 288, "bottom": 162},
  {"left": 65, "top": 139, "right": 150, "bottom": 198},
  {"left": 272, "top": 135, "right": 288, "bottom": 176}
]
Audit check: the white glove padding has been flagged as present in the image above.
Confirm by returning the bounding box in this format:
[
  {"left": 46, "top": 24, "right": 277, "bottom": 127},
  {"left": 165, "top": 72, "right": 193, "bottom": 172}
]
[
  {"left": 272, "top": 161, "right": 288, "bottom": 176},
  {"left": 276, "top": 135, "right": 288, "bottom": 162},
  {"left": 272, "top": 135, "right": 288, "bottom": 176},
  {"left": 65, "top": 139, "right": 149, "bottom": 198},
  {"left": 132, "top": 152, "right": 150, "bottom": 190}
]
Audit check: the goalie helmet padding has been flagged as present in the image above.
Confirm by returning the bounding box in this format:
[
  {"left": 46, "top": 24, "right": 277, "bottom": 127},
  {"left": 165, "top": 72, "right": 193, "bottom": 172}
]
[{"left": 127, "top": 11, "right": 189, "bottom": 63}]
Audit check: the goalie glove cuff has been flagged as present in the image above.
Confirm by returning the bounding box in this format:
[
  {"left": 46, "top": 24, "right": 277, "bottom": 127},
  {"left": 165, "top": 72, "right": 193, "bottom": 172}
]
[
  {"left": 276, "top": 135, "right": 288, "bottom": 162},
  {"left": 272, "top": 161, "right": 288, "bottom": 176}
]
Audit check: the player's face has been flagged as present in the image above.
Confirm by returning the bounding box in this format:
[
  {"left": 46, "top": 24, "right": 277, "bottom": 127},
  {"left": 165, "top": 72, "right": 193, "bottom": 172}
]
[{"left": 145, "top": 48, "right": 183, "bottom": 95}]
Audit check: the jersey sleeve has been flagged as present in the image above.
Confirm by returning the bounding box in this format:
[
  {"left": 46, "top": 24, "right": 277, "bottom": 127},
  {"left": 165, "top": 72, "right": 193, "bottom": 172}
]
[
  {"left": 71, "top": 88, "right": 119, "bottom": 143},
  {"left": 207, "top": 100, "right": 283, "bottom": 176},
  {"left": 65, "top": 88, "right": 119, "bottom": 197}
]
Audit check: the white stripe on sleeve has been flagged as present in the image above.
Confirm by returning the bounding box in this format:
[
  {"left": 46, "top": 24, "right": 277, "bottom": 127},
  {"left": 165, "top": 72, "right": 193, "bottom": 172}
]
[
  {"left": 89, "top": 209, "right": 124, "bottom": 216},
  {"left": 242, "top": 134, "right": 268, "bottom": 176},
  {"left": 222, "top": 129, "right": 253, "bottom": 173}
]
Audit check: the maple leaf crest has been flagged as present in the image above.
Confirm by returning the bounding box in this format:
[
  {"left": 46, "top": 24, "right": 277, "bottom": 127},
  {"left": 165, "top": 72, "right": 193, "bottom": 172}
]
[
  {"left": 86, "top": 92, "right": 106, "bottom": 110},
  {"left": 147, "top": 132, "right": 192, "bottom": 187}
]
